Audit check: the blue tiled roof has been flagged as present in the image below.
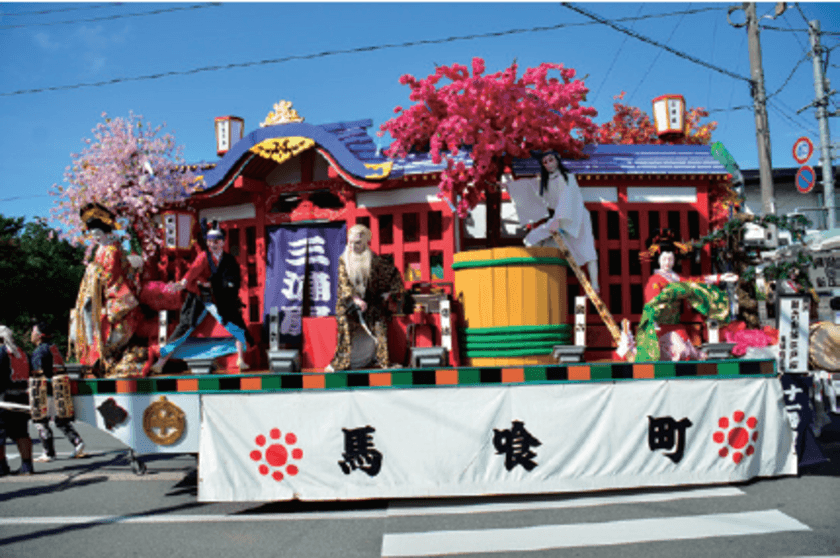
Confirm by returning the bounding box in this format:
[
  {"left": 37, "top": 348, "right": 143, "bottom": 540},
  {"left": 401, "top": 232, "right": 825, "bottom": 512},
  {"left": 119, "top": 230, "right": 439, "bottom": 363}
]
[
  {"left": 511, "top": 144, "right": 729, "bottom": 176},
  {"left": 199, "top": 119, "right": 731, "bottom": 192}
]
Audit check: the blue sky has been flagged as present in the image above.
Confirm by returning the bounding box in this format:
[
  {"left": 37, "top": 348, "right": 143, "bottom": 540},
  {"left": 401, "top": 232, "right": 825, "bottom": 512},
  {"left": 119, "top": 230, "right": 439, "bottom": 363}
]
[{"left": 1, "top": 2, "right": 838, "bottom": 224}]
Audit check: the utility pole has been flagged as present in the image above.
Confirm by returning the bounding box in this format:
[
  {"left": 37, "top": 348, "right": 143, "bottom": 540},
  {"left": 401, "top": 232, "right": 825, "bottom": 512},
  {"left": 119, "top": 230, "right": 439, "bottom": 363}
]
[
  {"left": 805, "top": 19, "right": 836, "bottom": 229},
  {"left": 729, "top": 3, "right": 778, "bottom": 225},
  {"left": 746, "top": 3, "right": 776, "bottom": 219}
]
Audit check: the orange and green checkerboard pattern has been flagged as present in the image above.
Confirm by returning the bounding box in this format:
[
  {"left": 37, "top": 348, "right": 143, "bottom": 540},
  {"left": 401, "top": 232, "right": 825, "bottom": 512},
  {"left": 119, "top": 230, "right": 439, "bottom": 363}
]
[{"left": 72, "top": 359, "right": 776, "bottom": 396}]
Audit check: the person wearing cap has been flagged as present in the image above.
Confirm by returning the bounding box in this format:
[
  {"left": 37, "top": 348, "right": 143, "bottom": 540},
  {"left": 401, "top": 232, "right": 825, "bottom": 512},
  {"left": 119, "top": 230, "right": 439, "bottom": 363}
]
[
  {"left": 325, "top": 224, "right": 405, "bottom": 372},
  {"left": 506, "top": 151, "right": 600, "bottom": 293},
  {"left": 154, "top": 223, "right": 251, "bottom": 372},
  {"left": 72, "top": 203, "right": 141, "bottom": 375},
  {"left": 0, "top": 325, "right": 35, "bottom": 476},
  {"left": 30, "top": 322, "right": 87, "bottom": 462}
]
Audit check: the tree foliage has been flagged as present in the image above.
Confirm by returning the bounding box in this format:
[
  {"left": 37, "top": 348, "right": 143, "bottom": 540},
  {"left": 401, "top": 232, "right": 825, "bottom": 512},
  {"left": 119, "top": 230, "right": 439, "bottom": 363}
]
[
  {"left": 0, "top": 214, "right": 86, "bottom": 356},
  {"left": 596, "top": 92, "right": 717, "bottom": 145},
  {"left": 49, "top": 112, "right": 202, "bottom": 256},
  {"left": 380, "top": 58, "right": 598, "bottom": 216}
]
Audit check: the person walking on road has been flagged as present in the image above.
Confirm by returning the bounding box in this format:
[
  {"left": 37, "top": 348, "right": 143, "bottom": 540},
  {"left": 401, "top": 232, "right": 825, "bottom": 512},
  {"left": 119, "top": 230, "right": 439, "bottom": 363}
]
[{"left": 30, "top": 322, "right": 87, "bottom": 463}]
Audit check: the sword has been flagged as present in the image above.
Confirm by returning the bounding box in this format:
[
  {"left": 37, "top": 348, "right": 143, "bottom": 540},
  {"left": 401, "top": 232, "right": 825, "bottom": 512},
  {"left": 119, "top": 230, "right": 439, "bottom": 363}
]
[{"left": 0, "top": 401, "right": 31, "bottom": 413}]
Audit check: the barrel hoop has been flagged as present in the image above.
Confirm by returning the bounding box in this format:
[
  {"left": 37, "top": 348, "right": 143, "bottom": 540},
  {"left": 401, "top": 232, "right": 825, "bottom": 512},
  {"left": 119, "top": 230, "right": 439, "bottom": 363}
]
[
  {"left": 463, "top": 324, "right": 573, "bottom": 335},
  {"left": 462, "top": 339, "right": 571, "bottom": 350},
  {"left": 462, "top": 331, "right": 573, "bottom": 344},
  {"left": 451, "top": 257, "right": 569, "bottom": 270}
]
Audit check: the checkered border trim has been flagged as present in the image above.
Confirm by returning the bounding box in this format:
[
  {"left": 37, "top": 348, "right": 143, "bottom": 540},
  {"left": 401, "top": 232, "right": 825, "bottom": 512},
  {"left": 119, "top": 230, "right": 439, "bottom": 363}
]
[{"left": 72, "top": 360, "right": 776, "bottom": 395}]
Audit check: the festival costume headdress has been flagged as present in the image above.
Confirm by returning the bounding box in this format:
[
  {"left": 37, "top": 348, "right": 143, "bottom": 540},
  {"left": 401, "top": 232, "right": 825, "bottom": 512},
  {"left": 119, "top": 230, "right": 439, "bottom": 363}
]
[
  {"left": 80, "top": 203, "right": 120, "bottom": 232},
  {"left": 641, "top": 229, "right": 692, "bottom": 262}
]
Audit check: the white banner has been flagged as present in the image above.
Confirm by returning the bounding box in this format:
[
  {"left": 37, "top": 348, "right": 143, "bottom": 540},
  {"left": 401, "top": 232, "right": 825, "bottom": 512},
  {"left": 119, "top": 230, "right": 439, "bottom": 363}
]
[{"left": 198, "top": 377, "right": 796, "bottom": 502}]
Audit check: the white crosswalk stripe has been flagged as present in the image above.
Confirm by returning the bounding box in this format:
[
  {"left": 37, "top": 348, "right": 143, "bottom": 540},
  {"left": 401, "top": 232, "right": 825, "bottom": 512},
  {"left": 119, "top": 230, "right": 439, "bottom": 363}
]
[
  {"left": 380, "top": 510, "right": 811, "bottom": 557},
  {"left": 380, "top": 487, "right": 814, "bottom": 557}
]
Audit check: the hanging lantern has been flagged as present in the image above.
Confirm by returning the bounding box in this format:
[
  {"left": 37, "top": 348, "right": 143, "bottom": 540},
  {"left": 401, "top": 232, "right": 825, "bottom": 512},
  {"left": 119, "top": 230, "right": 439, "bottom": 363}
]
[
  {"left": 214, "top": 116, "right": 244, "bottom": 157},
  {"left": 652, "top": 95, "right": 686, "bottom": 139},
  {"left": 159, "top": 210, "right": 195, "bottom": 251}
]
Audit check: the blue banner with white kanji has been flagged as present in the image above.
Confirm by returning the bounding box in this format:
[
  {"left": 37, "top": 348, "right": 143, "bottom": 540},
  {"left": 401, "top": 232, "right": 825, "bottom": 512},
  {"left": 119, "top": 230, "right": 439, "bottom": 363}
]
[{"left": 264, "top": 223, "right": 346, "bottom": 345}]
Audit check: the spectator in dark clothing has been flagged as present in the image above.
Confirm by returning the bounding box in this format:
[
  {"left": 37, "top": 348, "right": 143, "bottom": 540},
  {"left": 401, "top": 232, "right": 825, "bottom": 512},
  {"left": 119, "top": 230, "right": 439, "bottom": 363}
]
[
  {"left": 0, "top": 325, "right": 34, "bottom": 476},
  {"left": 30, "top": 323, "right": 87, "bottom": 462}
]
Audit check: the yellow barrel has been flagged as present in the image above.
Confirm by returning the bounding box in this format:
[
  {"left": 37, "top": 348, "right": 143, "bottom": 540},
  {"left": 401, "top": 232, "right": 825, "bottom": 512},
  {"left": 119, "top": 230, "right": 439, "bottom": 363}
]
[{"left": 453, "top": 247, "right": 570, "bottom": 366}]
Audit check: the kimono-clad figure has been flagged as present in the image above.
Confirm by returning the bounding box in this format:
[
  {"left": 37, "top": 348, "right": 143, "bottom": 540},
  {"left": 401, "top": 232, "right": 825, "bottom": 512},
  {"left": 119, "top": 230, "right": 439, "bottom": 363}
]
[
  {"left": 72, "top": 203, "right": 142, "bottom": 375},
  {"left": 153, "top": 223, "right": 252, "bottom": 372},
  {"left": 326, "top": 225, "right": 405, "bottom": 371},
  {"left": 635, "top": 230, "right": 737, "bottom": 361},
  {"left": 506, "top": 151, "right": 600, "bottom": 292}
]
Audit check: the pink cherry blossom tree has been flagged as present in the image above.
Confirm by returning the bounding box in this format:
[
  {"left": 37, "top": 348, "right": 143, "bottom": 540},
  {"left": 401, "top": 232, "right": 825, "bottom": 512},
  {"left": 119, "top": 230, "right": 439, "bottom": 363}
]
[
  {"left": 380, "top": 58, "right": 598, "bottom": 216},
  {"left": 50, "top": 112, "right": 202, "bottom": 256}
]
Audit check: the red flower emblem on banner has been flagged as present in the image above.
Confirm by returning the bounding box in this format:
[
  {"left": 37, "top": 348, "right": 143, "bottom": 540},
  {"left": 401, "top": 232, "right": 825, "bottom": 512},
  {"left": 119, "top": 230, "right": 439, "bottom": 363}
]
[
  {"left": 712, "top": 411, "right": 759, "bottom": 464},
  {"left": 250, "top": 428, "right": 303, "bottom": 481}
]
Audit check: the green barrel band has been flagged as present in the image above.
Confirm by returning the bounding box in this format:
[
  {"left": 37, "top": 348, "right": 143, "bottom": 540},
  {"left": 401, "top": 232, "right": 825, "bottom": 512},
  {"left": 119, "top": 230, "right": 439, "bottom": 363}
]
[{"left": 451, "top": 257, "right": 569, "bottom": 270}]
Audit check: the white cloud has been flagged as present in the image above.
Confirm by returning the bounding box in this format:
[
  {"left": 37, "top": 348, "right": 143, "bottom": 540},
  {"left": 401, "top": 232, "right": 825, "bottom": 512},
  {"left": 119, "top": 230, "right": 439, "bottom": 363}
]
[{"left": 33, "top": 32, "right": 61, "bottom": 50}]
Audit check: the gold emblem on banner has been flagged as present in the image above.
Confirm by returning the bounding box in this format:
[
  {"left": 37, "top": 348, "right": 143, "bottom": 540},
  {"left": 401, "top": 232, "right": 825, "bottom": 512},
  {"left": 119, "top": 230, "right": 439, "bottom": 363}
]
[{"left": 142, "top": 396, "right": 185, "bottom": 446}]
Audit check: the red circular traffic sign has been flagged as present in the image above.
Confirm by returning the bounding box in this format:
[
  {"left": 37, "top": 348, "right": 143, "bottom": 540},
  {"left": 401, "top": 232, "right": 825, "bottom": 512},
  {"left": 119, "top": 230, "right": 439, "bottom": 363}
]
[
  {"left": 792, "top": 137, "right": 814, "bottom": 164},
  {"left": 796, "top": 165, "right": 816, "bottom": 193}
]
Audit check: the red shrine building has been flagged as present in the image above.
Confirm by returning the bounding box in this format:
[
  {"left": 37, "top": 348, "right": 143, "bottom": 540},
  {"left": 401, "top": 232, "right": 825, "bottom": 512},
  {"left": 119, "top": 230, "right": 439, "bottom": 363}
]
[{"left": 162, "top": 104, "right": 734, "bottom": 368}]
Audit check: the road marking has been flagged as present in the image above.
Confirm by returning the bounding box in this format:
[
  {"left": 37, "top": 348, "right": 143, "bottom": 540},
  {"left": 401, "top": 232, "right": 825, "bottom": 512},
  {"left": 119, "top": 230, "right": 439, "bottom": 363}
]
[
  {"left": 0, "top": 510, "right": 389, "bottom": 525},
  {"left": 380, "top": 510, "right": 811, "bottom": 557},
  {"left": 386, "top": 486, "right": 743, "bottom": 517}
]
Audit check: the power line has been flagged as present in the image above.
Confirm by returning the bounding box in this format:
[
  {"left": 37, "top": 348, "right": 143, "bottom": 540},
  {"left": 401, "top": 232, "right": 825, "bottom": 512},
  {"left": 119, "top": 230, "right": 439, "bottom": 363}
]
[
  {"left": 561, "top": 2, "right": 752, "bottom": 83},
  {"left": 0, "top": 4, "right": 121, "bottom": 17},
  {"left": 0, "top": 3, "right": 221, "bottom": 31},
  {"left": 768, "top": 98, "right": 817, "bottom": 135},
  {"left": 0, "top": 7, "right": 727, "bottom": 97},
  {"left": 793, "top": 2, "right": 811, "bottom": 26},
  {"left": 592, "top": 3, "right": 644, "bottom": 104},
  {"left": 766, "top": 52, "right": 811, "bottom": 100},
  {"left": 627, "top": 4, "right": 689, "bottom": 104},
  {"left": 761, "top": 24, "right": 840, "bottom": 36}
]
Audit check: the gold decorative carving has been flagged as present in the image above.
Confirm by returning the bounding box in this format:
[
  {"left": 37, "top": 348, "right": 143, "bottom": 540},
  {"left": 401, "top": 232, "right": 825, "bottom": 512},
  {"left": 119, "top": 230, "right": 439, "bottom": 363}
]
[
  {"left": 364, "top": 161, "right": 393, "bottom": 179},
  {"left": 260, "top": 100, "right": 304, "bottom": 127},
  {"left": 250, "top": 137, "right": 315, "bottom": 165},
  {"left": 142, "top": 396, "right": 186, "bottom": 446}
]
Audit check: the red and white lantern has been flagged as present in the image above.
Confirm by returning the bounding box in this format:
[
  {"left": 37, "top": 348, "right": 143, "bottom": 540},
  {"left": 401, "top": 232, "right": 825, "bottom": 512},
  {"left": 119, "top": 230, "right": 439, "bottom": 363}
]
[
  {"left": 652, "top": 95, "right": 686, "bottom": 138},
  {"left": 215, "top": 116, "right": 244, "bottom": 157}
]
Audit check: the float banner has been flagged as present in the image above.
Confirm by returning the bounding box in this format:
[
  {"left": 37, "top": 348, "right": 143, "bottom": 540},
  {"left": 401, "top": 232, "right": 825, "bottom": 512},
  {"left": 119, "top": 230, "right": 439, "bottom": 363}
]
[
  {"left": 198, "top": 377, "right": 796, "bottom": 502},
  {"left": 264, "top": 223, "right": 345, "bottom": 344}
]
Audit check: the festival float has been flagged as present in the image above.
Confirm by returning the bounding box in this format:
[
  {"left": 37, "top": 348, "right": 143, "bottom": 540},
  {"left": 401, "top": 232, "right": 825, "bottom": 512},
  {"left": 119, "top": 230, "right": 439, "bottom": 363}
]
[{"left": 56, "top": 64, "right": 805, "bottom": 500}]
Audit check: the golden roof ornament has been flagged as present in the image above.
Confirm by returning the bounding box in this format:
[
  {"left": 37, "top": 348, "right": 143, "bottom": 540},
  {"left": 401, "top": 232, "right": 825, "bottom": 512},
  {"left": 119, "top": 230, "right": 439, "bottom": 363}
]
[{"left": 260, "top": 100, "right": 304, "bottom": 127}]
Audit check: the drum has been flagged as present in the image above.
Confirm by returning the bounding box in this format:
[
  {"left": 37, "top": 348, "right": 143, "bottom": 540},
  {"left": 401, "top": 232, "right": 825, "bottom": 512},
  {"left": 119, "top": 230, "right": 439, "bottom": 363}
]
[
  {"left": 810, "top": 322, "right": 840, "bottom": 372},
  {"left": 28, "top": 377, "right": 48, "bottom": 421},
  {"left": 52, "top": 375, "right": 74, "bottom": 419}
]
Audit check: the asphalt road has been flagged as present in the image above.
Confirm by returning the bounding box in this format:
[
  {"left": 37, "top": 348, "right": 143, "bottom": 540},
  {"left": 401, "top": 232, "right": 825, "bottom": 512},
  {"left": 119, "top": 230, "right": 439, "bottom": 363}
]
[{"left": 1, "top": 416, "right": 838, "bottom": 558}]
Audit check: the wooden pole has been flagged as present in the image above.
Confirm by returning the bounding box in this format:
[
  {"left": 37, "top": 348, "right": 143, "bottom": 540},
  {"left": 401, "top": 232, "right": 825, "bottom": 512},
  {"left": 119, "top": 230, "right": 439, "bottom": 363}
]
[{"left": 550, "top": 231, "right": 621, "bottom": 346}]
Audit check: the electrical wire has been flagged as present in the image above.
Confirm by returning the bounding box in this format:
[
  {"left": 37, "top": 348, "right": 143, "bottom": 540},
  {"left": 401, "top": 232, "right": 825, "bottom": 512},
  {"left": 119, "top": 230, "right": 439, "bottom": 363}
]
[
  {"left": 0, "top": 4, "right": 121, "bottom": 17},
  {"left": 561, "top": 3, "right": 751, "bottom": 83},
  {"left": 766, "top": 53, "right": 811, "bottom": 100},
  {"left": 592, "top": 3, "right": 644, "bottom": 104},
  {"left": 627, "top": 4, "right": 689, "bottom": 103},
  {"left": 793, "top": 3, "right": 811, "bottom": 26},
  {"left": 0, "top": 3, "right": 221, "bottom": 31},
  {"left": 0, "top": 6, "right": 728, "bottom": 97},
  {"left": 762, "top": 24, "right": 840, "bottom": 36},
  {"left": 768, "top": 99, "right": 818, "bottom": 135}
]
